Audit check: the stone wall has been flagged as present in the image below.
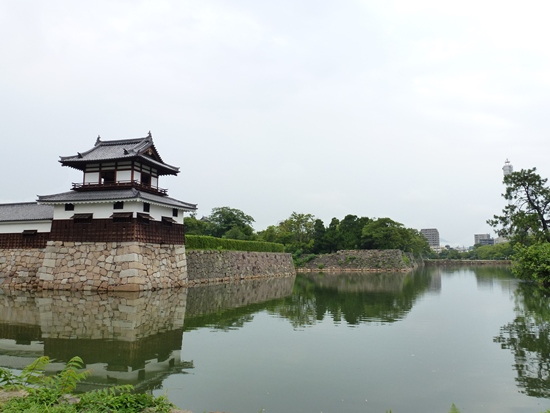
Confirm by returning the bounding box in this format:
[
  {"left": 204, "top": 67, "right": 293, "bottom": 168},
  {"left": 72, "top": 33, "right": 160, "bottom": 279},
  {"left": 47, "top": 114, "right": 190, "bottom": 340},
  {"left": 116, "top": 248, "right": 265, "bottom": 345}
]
[
  {"left": 296, "top": 249, "right": 416, "bottom": 272},
  {"left": 0, "top": 248, "right": 44, "bottom": 289},
  {"left": 0, "top": 242, "right": 188, "bottom": 291},
  {"left": 185, "top": 250, "right": 295, "bottom": 285},
  {"left": 0, "top": 246, "right": 295, "bottom": 291}
]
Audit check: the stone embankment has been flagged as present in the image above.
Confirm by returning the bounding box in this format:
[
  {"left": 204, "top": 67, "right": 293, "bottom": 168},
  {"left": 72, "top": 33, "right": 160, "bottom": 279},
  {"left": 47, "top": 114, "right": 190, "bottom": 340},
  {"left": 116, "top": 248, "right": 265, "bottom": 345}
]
[
  {"left": 0, "top": 241, "right": 188, "bottom": 291},
  {"left": 296, "top": 249, "right": 417, "bottom": 272},
  {"left": 186, "top": 250, "right": 295, "bottom": 285},
  {"left": 0, "top": 244, "right": 296, "bottom": 291}
]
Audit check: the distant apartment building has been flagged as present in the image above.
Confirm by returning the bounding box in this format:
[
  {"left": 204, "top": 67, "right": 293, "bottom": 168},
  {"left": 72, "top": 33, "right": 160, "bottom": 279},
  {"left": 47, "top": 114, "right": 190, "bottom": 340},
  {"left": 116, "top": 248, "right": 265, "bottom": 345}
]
[
  {"left": 494, "top": 236, "right": 508, "bottom": 244},
  {"left": 421, "top": 228, "right": 440, "bottom": 248},
  {"left": 474, "top": 234, "right": 494, "bottom": 246}
]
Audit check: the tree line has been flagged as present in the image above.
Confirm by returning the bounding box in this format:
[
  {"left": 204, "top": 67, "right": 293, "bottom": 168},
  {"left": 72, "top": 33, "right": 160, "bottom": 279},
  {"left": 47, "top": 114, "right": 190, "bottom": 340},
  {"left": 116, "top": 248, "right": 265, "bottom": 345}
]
[{"left": 185, "top": 208, "right": 431, "bottom": 257}]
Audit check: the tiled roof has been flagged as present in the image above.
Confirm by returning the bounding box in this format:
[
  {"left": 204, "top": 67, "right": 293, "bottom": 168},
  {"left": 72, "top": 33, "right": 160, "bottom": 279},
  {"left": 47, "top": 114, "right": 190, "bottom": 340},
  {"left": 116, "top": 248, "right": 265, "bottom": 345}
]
[
  {"left": 38, "top": 189, "right": 197, "bottom": 211},
  {"left": 0, "top": 202, "right": 54, "bottom": 222},
  {"left": 59, "top": 135, "right": 180, "bottom": 175}
]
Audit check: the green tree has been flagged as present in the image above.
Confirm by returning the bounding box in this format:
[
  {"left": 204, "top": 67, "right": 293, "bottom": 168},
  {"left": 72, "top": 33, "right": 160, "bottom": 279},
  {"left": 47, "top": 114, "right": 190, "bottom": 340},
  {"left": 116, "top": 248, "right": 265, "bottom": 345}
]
[
  {"left": 339, "top": 214, "right": 371, "bottom": 250},
  {"left": 324, "top": 217, "right": 342, "bottom": 253},
  {"left": 257, "top": 225, "right": 279, "bottom": 243},
  {"left": 207, "top": 206, "right": 255, "bottom": 239},
  {"left": 312, "top": 219, "right": 328, "bottom": 254},
  {"left": 277, "top": 212, "right": 316, "bottom": 252},
  {"left": 488, "top": 168, "right": 550, "bottom": 244},
  {"left": 361, "top": 218, "right": 429, "bottom": 256},
  {"left": 512, "top": 242, "right": 550, "bottom": 287},
  {"left": 473, "top": 242, "right": 514, "bottom": 260},
  {"left": 184, "top": 213, "right": 211, "bottom": 235}
]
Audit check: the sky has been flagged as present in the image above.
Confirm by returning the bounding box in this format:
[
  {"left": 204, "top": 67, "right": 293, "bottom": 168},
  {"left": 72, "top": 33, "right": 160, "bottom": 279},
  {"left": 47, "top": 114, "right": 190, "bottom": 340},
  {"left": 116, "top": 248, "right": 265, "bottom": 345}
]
[{"left": 2, "top": 0, "right": 550, "bottom": 247}]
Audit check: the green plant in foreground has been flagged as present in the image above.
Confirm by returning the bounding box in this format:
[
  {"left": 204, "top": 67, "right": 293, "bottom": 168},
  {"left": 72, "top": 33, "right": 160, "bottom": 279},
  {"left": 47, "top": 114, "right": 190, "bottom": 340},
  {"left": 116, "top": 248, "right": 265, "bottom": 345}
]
[{"left": 0, "top": 356, "right": 175, "bottom": 413}]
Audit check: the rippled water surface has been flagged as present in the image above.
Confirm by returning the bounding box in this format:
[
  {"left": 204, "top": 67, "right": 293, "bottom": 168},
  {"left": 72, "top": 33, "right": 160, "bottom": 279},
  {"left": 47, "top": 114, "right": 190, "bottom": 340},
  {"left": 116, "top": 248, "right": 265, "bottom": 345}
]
[{"left": 1, "top": 266, "right": 550, "bottom": 413}]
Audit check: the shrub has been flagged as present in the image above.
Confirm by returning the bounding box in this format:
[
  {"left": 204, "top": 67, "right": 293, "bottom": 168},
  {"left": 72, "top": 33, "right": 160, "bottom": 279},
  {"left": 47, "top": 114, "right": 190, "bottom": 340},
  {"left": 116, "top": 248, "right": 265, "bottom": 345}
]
[
  {"left": 512, "top": 242, "right": 550, "bottom": 287},
  {"left": 186, "top": 235, "right": 284, "bottom": 253}
]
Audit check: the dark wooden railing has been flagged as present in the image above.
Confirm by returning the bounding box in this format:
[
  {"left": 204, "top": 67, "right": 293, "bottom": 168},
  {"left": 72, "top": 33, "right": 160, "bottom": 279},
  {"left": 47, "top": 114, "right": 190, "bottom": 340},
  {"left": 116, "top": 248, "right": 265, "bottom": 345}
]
[{"left": 71, "top": 180, "right": 168, "bottom": 195}]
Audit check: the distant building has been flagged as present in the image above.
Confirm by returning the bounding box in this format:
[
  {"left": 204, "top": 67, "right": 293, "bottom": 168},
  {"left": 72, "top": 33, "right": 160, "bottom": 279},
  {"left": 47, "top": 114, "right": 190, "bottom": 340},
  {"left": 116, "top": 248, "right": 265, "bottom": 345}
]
[
  {"left": 420, "top": 228, "right": 440, "bottom": 248},
  {"left": 478, "top": 238, "right": 495, "bottom": 246},
  {"left": 474, "top": 233, "right": 494, "bottom": 246},
  {"left": 494, "top": 236, "right": 508, "bottom": 244},
  {"left": 503, "top": 159, "right": 513, "bottom": 176}
]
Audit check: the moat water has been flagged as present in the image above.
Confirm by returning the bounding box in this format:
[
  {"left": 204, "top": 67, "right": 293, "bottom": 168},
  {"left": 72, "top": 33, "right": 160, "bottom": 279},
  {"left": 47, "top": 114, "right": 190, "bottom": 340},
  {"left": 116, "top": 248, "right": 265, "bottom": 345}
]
[{"left": 1, "top": 267, "right": 550, "bottom": 413}]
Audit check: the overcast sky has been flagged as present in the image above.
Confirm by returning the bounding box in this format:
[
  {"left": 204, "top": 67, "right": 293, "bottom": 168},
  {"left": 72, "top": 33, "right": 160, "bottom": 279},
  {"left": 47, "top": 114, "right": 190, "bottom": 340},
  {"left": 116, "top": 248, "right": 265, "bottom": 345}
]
[{"left": 2, "top": 0, "right": 550, "bottom": 247}]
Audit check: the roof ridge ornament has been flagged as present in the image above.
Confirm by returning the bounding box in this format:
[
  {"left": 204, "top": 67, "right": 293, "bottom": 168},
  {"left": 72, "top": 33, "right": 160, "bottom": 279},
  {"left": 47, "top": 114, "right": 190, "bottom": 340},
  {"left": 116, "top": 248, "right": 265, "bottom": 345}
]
[
  {"left": 95, "top": 135, "right": 101, "bottom": 146},
  {"left": 147, "top": 131, "right": 152, "bottom": 139}
]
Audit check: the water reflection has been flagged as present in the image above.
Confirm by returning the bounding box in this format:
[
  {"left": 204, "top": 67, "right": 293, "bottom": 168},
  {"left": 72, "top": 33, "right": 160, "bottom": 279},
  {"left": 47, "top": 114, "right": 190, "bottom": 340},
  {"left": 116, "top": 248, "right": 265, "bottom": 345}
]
[
  {"left": 0, "top": 289, "right": 189, "bottom": 391},
  {"left": 4, "top": 267, "right": 527, "bottom": 411},
  {"left": 495, "top": 282, "right": 550, "bottom": 398},
  {"left": 184, "top": 277, "right": 296, "bottom": 331},
  {"left": 267, "top": 270, "right": 435, "bottom": 327},
  {"left": 0, "top": 277, "right": 297, "bottom": 389}
]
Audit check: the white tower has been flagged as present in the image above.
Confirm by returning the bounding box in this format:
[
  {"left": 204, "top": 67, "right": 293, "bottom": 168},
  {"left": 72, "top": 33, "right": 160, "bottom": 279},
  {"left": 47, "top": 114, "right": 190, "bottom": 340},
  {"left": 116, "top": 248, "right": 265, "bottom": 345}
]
[{"left": 503, "top": 159, "right": 513, "bottom": 176}]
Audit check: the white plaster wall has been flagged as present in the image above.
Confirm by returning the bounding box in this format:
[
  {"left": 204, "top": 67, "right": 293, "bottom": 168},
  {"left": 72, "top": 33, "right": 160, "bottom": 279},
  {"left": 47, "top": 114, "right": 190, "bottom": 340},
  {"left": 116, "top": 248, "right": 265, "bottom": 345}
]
[
  {"left": 134, "top": 170, "right": 141, "bottom": 182},
  {"left": 117, "top": 170, "right": 132, "bottom": 182},
  {"left": 50, "top": 201, "right": 185, "bottom": 223},
  {"left": 0, "top": 220, "right": 52, "bottom": 233},
  {"left": 151, "top": 176, "right": 158, "bottom": 188},
  {"left": 84, "top": 172, "right": 100, "bottom": 184},
  {"left": 149, "top": 204, "right": 184, "bottom": 224},
  {"left": 53, "top": 203, "right": 125, "bottom": 220}
]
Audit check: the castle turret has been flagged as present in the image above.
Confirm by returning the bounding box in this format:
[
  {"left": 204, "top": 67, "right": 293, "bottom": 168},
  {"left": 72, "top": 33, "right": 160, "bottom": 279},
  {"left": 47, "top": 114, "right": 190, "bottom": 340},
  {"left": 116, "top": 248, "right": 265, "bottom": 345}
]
[{"left": 38, "top": 133, "right": 197, "bottom": 244}]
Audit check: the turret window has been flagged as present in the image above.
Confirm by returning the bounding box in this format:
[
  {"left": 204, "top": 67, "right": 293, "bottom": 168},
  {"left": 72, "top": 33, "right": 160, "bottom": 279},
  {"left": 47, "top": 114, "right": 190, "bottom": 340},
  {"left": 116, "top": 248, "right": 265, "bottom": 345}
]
[
  {"left": 143, "top": 203, "right": 150, "bottom": 212},
  {"left": 141, "top": 173, "right": 151, "bottom": 187},
  {"left": 101, "top": 170, "right": 115, "bottom": 184},
  {"left": 114, "top": 202, "right": 124, "bottom": 210},
  {"left": 172, "top": 208, "right": 178, "bottom": 217},
  {"left": 65, "top": 203, "right": 75, "bottom": 211}
]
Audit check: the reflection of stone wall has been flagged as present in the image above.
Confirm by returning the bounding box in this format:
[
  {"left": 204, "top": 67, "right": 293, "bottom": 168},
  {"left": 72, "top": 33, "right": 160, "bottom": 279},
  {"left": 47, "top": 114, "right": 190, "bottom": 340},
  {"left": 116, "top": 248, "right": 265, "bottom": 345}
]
[
  {"left": 302, "top": 272, "right": 409, "bottom": 293},
  {"left": 186, "top": 250, "right": 295, "bottom": 285},
  {"left": 0, "top": 289, "right": 187, "bottom": 342},
  {"left": 0, "top": 289, "right": 188, "bottom": 389},
  {"left": 298, "top": 250, "right": 415, "bottom": 272},
  {"left": 186, "top": 277, "right": 295, "bottom": 317}
]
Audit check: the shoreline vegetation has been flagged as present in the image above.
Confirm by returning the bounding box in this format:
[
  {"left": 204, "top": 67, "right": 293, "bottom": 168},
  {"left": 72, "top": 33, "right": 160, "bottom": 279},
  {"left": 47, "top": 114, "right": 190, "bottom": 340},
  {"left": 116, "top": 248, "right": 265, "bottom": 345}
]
[{"left": 0, "top": 356, "right": 189, "bottom": 413}]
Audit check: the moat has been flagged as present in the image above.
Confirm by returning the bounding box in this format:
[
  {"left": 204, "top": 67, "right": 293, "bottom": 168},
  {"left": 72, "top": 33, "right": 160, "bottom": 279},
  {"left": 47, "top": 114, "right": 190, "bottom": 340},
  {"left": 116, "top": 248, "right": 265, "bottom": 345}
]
[{"left": 1, "top": 266, "right": 549, "bottom": 413}]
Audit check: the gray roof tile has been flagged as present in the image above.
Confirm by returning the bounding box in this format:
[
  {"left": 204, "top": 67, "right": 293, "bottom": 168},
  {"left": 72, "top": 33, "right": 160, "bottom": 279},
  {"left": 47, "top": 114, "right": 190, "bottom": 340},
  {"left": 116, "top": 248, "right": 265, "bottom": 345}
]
[
  {"left": 0, "top": 203, "right": 54, "bottom": 222},
  {"left": 59, "top": 135, "right": 179, "bottom": 175},
  {"left": 38, "top": 189, "right": 197, "bottom": 211}
]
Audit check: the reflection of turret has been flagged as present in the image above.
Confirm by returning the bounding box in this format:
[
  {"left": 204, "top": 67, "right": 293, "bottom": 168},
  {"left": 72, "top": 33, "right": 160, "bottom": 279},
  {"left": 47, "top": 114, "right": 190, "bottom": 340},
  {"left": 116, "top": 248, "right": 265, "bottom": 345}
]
[{"left": 0, "top": 289, "right": 191, "bottom": 391}]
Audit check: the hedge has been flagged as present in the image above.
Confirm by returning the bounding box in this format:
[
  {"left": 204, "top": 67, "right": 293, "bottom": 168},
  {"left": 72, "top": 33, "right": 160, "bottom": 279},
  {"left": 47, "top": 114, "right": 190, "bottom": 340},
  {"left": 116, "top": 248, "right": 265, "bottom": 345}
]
[{"left": 185, "top": 235, "right": 285, "bottom": 253}]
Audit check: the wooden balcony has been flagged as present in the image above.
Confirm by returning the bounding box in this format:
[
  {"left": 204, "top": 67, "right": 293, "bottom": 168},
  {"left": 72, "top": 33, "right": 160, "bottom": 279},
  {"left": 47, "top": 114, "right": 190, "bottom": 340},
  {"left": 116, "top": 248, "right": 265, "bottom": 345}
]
[{"left": 71, "top": 180, "right": 168, "bottom": 196}]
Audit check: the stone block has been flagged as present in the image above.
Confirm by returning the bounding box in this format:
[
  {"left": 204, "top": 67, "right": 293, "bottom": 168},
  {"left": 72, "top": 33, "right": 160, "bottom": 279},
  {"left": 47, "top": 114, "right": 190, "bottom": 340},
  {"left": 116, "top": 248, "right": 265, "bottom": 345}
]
[
  {"left": 119, "top": 268, "right": 139, "bottom": 278},
  {"left": 114, "top": 253, "right": 139, "bottom": 263}
]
